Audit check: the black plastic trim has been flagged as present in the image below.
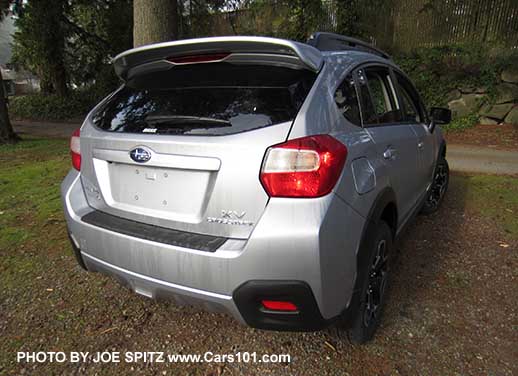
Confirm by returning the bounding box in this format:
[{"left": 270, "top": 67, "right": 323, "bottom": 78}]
[
  {"left": 440, "top": 141, "right": 447, "bottom": 158},
  {"left": 67, "top": 231, "right": 88, "bottom": 270},
  {"left": 364, "top": 188, "right": 398, "bottom": 231},
  {"left": 307, "top": 32, "right": 391, "bottom": 60},
  {"left": 233, "top": 280, "right": 336, "bottom": 331},
  {"left": 81, "top": 210, "right": 227, "bottom": 252}
]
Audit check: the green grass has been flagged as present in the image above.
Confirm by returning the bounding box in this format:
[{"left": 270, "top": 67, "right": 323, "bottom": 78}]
[
  {"left": 0, "top": 227, "right": 30, "bottom": 249},
  {"left": 0, "top": 138, "right": 69, "bottom": 250},
  {"left": 0, "top": 138, "right": 71, "bottom": 320},
  {"left": 0, "top": 137, "right": 67, "bottom": 156},
  {"left": 455, "top": 174, "right": 518, "bottom": 238}
]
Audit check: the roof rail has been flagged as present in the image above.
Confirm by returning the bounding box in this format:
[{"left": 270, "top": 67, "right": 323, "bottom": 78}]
[{"left": 307, "top": 32, "right": 391, "bottom": 60}]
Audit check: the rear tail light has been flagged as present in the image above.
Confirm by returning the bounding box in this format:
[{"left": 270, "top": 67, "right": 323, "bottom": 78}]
[
  {"left": 261, "top": 300, "right": 298, "bottom": 312},
  {"left": 260, "top": 135, "right": 347, "bottom": 198},
  {"left": 70, "top": 128, "right": 81, "bottom": 171}
]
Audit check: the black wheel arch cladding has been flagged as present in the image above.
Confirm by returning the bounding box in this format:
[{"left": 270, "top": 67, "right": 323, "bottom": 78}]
[{"left": 365, "top": 187, "right": 398, "bottom": 237}]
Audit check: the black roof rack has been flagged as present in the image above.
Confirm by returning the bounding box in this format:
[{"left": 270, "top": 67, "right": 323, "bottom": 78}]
[{"left": 307, "top": 32, "right": 391, "bottom": 60}]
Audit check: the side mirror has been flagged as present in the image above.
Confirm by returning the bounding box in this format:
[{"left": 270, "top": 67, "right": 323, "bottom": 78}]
[{"left": 429, "top": 107, "right": 451, "bottom": 133}]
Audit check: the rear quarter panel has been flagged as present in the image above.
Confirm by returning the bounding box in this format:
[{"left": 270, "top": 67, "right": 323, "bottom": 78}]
[{"left": 289, "top": 53, "right": 394, "bottom": 221}]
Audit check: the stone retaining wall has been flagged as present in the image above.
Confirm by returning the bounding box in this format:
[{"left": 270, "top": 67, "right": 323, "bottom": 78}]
[{"left": 448, "top": 66, "right": 518, "bottom": 126}]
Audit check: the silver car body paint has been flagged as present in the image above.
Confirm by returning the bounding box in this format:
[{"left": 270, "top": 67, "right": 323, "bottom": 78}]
[{"left": 61, "top": 37, "right": 445, "bottom": 324}]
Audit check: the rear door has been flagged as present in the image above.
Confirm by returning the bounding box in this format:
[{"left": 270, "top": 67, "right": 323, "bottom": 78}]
[
  {"left": 79, "top": 52, "right": 318, "bottom": 240},
  {"left": 355, "top": 65, "right": 422, "bottom": 221}
]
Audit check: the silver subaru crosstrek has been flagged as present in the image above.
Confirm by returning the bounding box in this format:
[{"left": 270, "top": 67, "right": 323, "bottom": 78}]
[{"left": 61, "top": 32, "right": 451, "bottom": 343}]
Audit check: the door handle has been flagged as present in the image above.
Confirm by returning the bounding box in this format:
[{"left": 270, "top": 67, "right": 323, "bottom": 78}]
[
  {"left": 417, "top": 141, "right": 424, "bottom": 149},
  {"left": 383, "top": 147, "right": 397, "bottom": 160}
]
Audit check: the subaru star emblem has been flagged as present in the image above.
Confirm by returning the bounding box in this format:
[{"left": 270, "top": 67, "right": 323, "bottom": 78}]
[{"left": 130, "top": 147, "right": 152, "bottom": 163}]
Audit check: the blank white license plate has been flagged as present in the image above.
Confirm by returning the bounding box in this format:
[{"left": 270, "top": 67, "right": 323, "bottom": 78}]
[{"left": 107, "top": 163, "right": 212, "bottom": 218}]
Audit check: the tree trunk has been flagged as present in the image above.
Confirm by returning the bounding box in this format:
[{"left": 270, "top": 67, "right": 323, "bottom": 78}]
[
  {"left": 51, "top": 61, "right": 68, "bottom": 97},
  {"left": 47, "top": 0, "right": 68, "bottom": 96},
  {"left": 50, "top": 0, "right": 68, "bottom": 97},
  {"left": 171, "top": 0, "right": 178, "bottom": 41},
  {"left": 26, "top": 0, "right": 69, "bottom": 96},
  {"left": 0, "top": 70, "right": 19, "bottom": 144},
  {"left": 133, "top": 0, "right": 178, "bottom": 47},
  {"left": 40, "top": 76, "right": 54, "bottom": 94}
]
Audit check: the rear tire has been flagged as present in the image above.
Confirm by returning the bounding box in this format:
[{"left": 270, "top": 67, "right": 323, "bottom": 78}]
[
  {"left": 421, "top": 156, "right": 449, "bottom": 215},
  {"left": 346, "top": 221, "right": 393, "bottom": 344}
]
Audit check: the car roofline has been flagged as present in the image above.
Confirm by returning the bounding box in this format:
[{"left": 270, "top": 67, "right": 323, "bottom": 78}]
[{"left": 307, "top": 32, "right": 391, "bottom": 60}]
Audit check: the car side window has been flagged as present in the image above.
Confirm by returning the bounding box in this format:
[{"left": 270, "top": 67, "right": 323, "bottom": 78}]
[
  {"left": 357, "top": 66, "right": 402, "bottom": 126},
  {"left": 356, "top": 69, "right": 378, "bottom": 125},
  {"left": 394, "top": 71, "right": 423, "bottom": 123},
  {"left": 334, "top": 74, "right": 361, "bottom": 126}
]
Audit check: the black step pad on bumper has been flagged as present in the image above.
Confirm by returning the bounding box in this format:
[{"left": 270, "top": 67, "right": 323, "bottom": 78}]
[{"left": 81, "top": 210, "right": 227, "bottom": 252}]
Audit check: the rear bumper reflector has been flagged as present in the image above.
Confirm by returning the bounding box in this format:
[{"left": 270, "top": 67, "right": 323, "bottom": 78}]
[
  {"left": 233, "top": 280, "right": 331, "bottom": 331},
  {"left": 81, "top": 211, "right": 227, "bottom": 252}
]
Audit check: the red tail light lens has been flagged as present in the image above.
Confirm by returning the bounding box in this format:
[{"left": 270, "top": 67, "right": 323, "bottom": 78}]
[
  {"left": 70, "top": 128, "right": 81, "bottom": 171},
  {"left": 260, "top": 135, "right": 347, "bottom": 198},
  {"left": 261, "top": 300, "right": 298, "bottom": 312}
]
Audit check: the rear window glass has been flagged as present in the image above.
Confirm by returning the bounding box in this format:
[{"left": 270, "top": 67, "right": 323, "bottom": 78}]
[{"left": 92, "top": 63, "right": 316, "bottom": 136}]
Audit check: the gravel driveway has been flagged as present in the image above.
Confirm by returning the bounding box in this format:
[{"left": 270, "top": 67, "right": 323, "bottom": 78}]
[{"left": 448, "top": 144, "right": 518, "bottom": 174}]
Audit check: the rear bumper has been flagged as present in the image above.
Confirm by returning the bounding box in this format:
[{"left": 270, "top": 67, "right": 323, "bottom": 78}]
[
  {"left": 82, "top": 250, "right": 244, "bottom": 321},
  {"left": 61, "top": 169, "right": 366, "bottom": 330}
]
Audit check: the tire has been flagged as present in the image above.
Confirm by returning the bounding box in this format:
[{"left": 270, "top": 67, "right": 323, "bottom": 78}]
[
  {"left": 421, "top": 156, "right": 449, "bottom": 215},
  {"left": 346, "top": 220, "right": 393, "bottom": 344}
]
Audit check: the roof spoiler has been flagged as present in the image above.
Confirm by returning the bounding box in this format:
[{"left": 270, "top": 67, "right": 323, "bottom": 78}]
[
  {"left": 113, "top": 36, "right": 323, "bottom": 81},
  {"left": 307, "top": 32, "right": 391, "bottom": 60}
]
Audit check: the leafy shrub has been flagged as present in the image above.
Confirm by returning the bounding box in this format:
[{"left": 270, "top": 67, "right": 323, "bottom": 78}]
[
  {"left": 446, "top": 114, "right": 479, "bottom": 132},
  {"left": 394, "top": 43, "right": 518, "bottom": 108},
  {"left": 8, "top": 89, "right": 103, "bottom": 121}
]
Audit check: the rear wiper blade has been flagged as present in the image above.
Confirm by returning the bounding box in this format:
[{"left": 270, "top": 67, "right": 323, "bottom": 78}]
[{"left": 145, "top": 115, "right": 231, "bottom": 127}]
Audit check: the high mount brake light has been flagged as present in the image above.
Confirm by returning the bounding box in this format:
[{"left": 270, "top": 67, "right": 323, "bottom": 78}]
[
  {"left": 167, "top": 53, "right": 230, "bottom": 65},
  {"left": 260, "top": 135, "right": 347, "bottom": 198},
  {"left": 70, "top": 128, "right": 81, "bottom": 171}
]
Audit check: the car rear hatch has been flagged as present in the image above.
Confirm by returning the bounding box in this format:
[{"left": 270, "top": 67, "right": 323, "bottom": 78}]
[{"left": 79, "top": 37, "right": 321, "bottom": 240}]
